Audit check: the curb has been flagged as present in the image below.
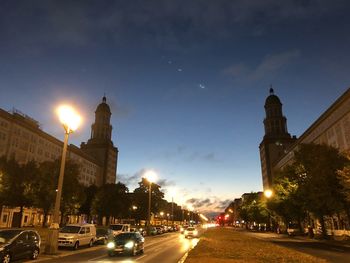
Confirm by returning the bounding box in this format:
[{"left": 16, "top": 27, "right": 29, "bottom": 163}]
[{"left": 36, "top": 245, "right": 103, "bottom": 262}]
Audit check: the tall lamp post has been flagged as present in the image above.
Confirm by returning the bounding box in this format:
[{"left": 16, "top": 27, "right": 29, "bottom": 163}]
[
  {"left": 144, "top": 170, "right": 157, "bottom": 236},
  {"left": 45, "top": 105, "right": 81, "bottom": 254},
  {"left": 264, "top": 189, "right": 273, "bottom": 231}
]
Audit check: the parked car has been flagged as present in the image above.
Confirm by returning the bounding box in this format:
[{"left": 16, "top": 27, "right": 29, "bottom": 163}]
[
  {"left": 184, "top": 227, "right": 198, "bottom": 238},
  {"left": 95, "top": 228, "right": 113, "bottom": 245},
  {"left": 287, "top": 223, "right": 304, "bottom": 236},
  {"left": 155, "top": 226, "right": 163, "bottom": 235},
  {"left": 58, "top": 223, "right": 96, "bottom": 250},
  {"left": 107, "top": 232, "right": 144, "bottom": 256},
  {"left": 149, "top": 227, "right": 158, "bottom": 236},
  {"left": 0, "top": 229, "right": 41, "bottom": 262},
  {"left": 109, "top": 224, "right": 130, "bottom": 236}
]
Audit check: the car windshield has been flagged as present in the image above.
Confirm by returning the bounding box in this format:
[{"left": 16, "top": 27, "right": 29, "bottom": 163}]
[
  {"left": 187, "top": 227, "right": 195, "bottom": 231},
  {"left": 0, "top": 230, "right": 21, "bottom": 244},
  {"left": 288, "top": 223, "right": 299, "bottom": 228},
  {"left": 60, "top": 226, "right": 81, "bottom": 233},
  {"left": 114, "top": 233, "right": 135, "bottom": 241},
  {"left": 110, "top": 225, "right": 123, "bottom": 231}
]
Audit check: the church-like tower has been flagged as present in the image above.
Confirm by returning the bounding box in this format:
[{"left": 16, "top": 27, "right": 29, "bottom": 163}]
[
  {"left": 81, "top": 96, "right": 118, "bottom": 185},
  {"left": 259, "top": 88, "right": 296, "bottom": 190}
]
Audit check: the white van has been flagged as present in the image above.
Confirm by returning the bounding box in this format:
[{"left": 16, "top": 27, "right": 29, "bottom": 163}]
[
  {"left": 109, "top": 224, "right": 130, "bottom": 236},
  {"left": 58, "top": 223, "right": 96, "bottom": 250}
]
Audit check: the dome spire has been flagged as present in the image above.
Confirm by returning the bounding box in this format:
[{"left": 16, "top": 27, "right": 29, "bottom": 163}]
[
  {"left": 102, "top": 93, "right": 106, "bottom": 103},
  {"left": 269, "top": 84, "right": 274, "bottom": 95}
]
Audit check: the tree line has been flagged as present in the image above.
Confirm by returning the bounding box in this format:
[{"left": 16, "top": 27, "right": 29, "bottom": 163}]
[
  {"left": 235, "top": 143, "right": 350, "bottom": 238},
  {"left": 0, "top": 157, "right": 191, "bottom": 227}
]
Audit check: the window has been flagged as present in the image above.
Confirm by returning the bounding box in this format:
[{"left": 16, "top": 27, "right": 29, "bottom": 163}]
[
  {"left": 2, "top": 214, "right": 7, "bottom": 223},
  {"left": 85, "top": 227, "right": 90, "bottom": 234}
]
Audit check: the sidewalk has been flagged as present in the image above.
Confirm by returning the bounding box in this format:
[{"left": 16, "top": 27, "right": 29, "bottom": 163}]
[{"left": 185, "top": 227, "right": 326, "bottom": 263}]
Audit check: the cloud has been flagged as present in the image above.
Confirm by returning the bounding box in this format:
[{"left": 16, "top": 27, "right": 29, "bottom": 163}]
[
  {"left": 1, "top": 1, "right": 346, "bottom": 51},
  {"left": 117, "top": 173, "right": 140, "bottom": 186},
  {"left": 224, "top": 49, "right": 300, "bottom": 81},
  {"left": 157, "top": 179, "right": 176, "bottom": 188}
]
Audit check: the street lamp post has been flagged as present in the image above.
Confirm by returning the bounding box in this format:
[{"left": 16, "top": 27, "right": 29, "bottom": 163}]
[
  {"left": 144, "top": 170, "right": 157, "bottom": 236},
  {"left": 45, "top": 105, "right": 81, "bottom": 254},
  {"left": 264, "top": 189, "right": 273, "bottom": 231}
]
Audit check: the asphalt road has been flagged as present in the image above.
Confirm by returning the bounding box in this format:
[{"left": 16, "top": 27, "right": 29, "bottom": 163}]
[
  {"left": 31, "top": 232, "right": 200, "bottom": 263},
  {"left": 244, "top": 230, "right": 350, "bottom": 263}
]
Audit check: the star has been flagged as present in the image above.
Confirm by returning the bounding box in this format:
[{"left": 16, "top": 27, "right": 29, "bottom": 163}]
[{"left": 177, "top": 68, "right": 182, "bottom": 72}]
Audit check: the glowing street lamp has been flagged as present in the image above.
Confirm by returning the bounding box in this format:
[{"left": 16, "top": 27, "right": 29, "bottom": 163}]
[
  {"left": 144, "top": 170, "right": 157, "bottom": 235},
  {"left": 264, "top": 189, "right": 273, "bottom": 231},
  {"left": 264, "top": 189, "right": 273, "bottom": 199},
  {"left": 45, "top": 105, "right": 81, "bottom": 254}
]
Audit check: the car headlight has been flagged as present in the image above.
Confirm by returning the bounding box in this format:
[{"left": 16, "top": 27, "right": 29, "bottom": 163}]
[
  {"left": 107, "top": 242, "right": 115, "bottom": 249},
  {"left": 184, "top": 230, "right": 188, "bottom": 235},
  {"left": 193, "top": 230, "right": 198, "bottom": 235},
  {"left": 124, "top": 241, "right": 134, "bottom": 249}
]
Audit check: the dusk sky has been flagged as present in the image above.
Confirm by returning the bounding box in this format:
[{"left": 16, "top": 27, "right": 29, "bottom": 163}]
[{"left": 1, "top": 0, "right": 350, "bottom": 215}]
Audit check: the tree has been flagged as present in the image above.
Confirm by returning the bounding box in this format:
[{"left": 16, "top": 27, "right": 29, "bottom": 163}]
[
  {"left": 32, "top": 159, "right": 85, "bottom": 226},
  {"left": 272, "top": 143, "right": 348, "bottom": 238},
  {"left": 269, "top": 166, "right": 306, "bottom": 233},
  {"left": 0, "top": 157, "right": 38, "bottom": 227},
  {"left": 238, "top": 192, "right": 268, "bottom": 229},
  {"left": 133, "top": 178, "right": 165, "bottom": 222},
  {"left": 79, "top": 185, "right": 98, "bottom": 223},
  {"left": 33, "top": 161, "right": 58, "bottom": 227},
  {"left": 92, "top": 182, "right": 129, "bottom": 225}
]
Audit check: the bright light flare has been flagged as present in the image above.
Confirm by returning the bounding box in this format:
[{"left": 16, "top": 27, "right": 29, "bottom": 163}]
[
  {"left": 143, "top": 170, "right": 157, "bottom": 183},
  {"left": 199, "top": 214, "right": 208, "bottom": 221},
  {"left": 264, "top": 189, "right": 273, "bottom": 198},
  {"left": 56, "top": 105, "right": 82, "bottom": 133}
]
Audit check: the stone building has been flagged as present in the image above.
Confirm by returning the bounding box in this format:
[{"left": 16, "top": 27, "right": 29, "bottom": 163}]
[
  {"left": 259, "top": 88, "right": 296, "bottom": 190},
  {"left": 0, "top": 96, "right": 118, "bottom": 227}
]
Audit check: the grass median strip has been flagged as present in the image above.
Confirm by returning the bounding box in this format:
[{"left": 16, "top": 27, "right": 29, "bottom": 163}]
[{"left": 186, "top": 228, "right": 326, "bottom": 263}]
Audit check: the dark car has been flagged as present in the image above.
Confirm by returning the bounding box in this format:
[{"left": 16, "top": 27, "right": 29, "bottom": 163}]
[
  {"left": 0, "top": 229, "right": 41, "bottom": 263},
  {"left": 107, "top": 232, "right": 144, "bottom": 256},
  {"left": 95, "top": 228, "right": 113, "bottom": 245}
]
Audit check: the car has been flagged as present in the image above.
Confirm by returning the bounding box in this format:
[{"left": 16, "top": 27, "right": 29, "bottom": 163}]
[
  {"left": 107, "top": 232, "right": 144, "bottom": 256},
  {"left": 180, "top": 225, "right": 189, "bottom": 234},
  {"left": 155, "top": 226, "right": 163, "bottom": 234},
  {"left": 0, "top": 229, "right": 41, "bottom": 262},
  {"left": 184, "top": 227, "right": 198, "bottom": 238},
  {"left": 95, "top": 228, "right": 113, "bottom": 245},
  {"left": 109, "top": 224, "right": 130, "bottom": 236},
  {"left": 148, "top": 227, "right": 158, "bottom": 236},
  {"left": 58, "top": 223, "right": 96, "bottom": 250},
  {"left": 287, "top": 223, "right": 304, "bottom": 236}
]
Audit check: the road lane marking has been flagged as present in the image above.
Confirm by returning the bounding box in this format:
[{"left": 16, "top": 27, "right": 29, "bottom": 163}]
[{"left": 88, "top": 253, "right": 108, "bottom": 261}]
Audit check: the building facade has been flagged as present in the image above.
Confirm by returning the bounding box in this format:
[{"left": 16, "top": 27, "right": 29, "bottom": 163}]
[
  {"left": 0, "top": 96, "right": 118, "bottom": 227},
  {"left": 259, "top": 88, "right": 296, "bottom": 190}
]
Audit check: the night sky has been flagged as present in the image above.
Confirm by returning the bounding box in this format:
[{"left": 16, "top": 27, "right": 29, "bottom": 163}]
[{"left": 1, "top": 0, "right": 350, "bottom": 215}]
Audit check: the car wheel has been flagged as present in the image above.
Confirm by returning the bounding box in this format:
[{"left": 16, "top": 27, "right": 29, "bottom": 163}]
[
  {"left": 73, "top": 241, "right": 79, "bottom": 250},
  {"left": 108, "top": 251, "right": 115, "bottom": 257},
  {"left": 2, "top": 253, "right": 11, "bottom": 263},
  {"left": 89, "top": 239, "right": 93, "bottom": 247},
  {"left": 30, "top": 248, "right": 39, "bottom": 260}
]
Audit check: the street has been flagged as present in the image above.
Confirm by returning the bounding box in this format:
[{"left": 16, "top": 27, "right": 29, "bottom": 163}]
[
  {"left": 31, "top": 232, "right": 199, "bottom": 263},
  {"left": 244, "top": 230, "right": 350, "bottom": 263}
]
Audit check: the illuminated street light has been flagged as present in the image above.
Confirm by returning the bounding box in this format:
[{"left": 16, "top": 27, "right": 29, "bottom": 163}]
[
  {"left": 264, "top": 189, "right": 273, "bottom": 199},
  {"left": 144, "top": 170, "right": 157, "bottom": 235},
  {"left": 264, "top": 189, "right": 273, "bottom": 231},
  {"left": 45, "top": 105, "right": 81, "bottom": 254}
]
